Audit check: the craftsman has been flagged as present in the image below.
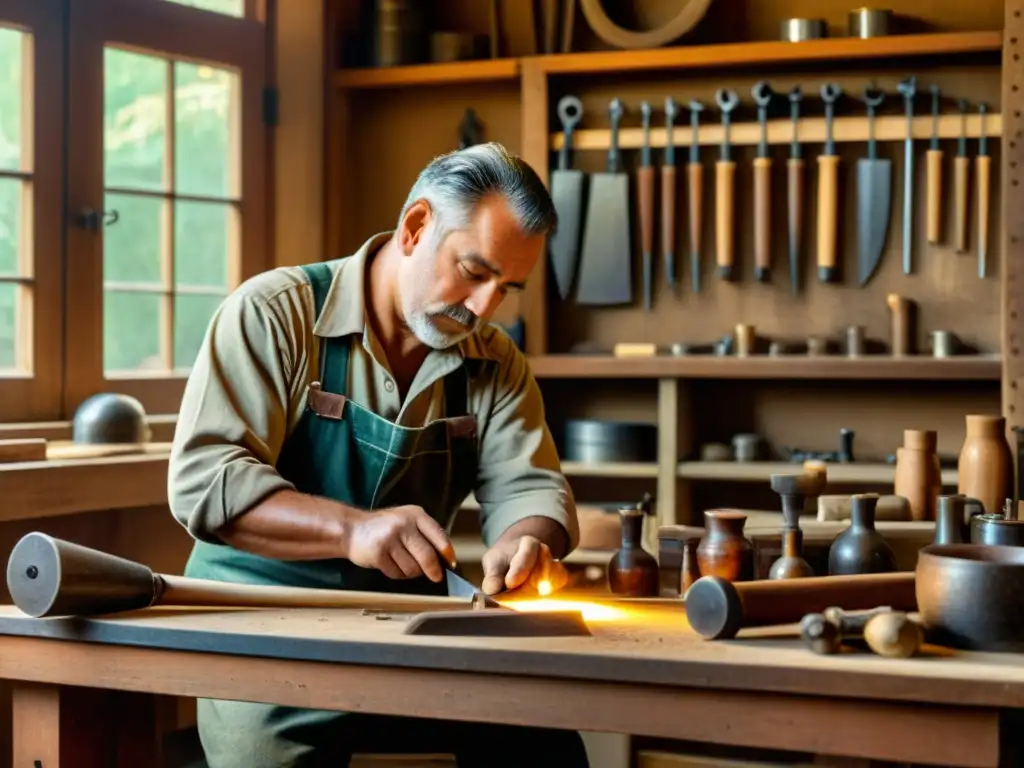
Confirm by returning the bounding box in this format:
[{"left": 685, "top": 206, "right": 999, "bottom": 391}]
[{"left": 167, "top": 142, "right": 588, "bottom": 767}]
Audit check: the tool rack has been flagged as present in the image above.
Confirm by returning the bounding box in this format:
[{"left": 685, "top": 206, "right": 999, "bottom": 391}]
[{"left": 326, "top": 3, "right": 1017, "bottom": 545}]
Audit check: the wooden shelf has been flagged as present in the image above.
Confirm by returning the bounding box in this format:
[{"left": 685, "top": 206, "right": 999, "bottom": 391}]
[
  {"left": 553, "top": 113, "right": 1002, "bottom": 152},
  {"left": 528, "top": 354, "right": 1002, "bottom": 381},
  {"left": 334, "top": 58, "right": 519, "bottom": 89},
  {"left": 561, "top": 461, "right": 658, "bottom": 478},
  {"left": 534, "top": 31, "right": 1003, "bottom": 76},
  {"left": 677, "top": 460, "right": 958, "bottom": 486}
]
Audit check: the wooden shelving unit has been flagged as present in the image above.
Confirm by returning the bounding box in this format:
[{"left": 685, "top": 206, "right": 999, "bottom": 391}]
[
  {"left": 676, "top": 461, "right": 958, "bottom": 485},
  {"left": 334, "top": 57, "right": 520, "bottom": 89},
  {"left": 528, "top": 354, "right": 1003, "bottom": 380}
]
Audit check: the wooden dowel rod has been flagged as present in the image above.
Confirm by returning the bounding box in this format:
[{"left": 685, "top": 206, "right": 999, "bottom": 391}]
[{"left": 551, "top": 113, "right": 1002, "bottom": 152}]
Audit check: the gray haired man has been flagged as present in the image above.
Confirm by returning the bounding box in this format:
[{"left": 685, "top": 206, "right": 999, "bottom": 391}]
[{"left": 168, "top": 143, "right": 588, "bottom": 766}]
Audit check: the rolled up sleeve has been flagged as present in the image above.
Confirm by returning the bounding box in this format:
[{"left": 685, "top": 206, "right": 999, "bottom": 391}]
[
  {"left": 474, "top": 335, "right": 579, "bottom": 552},
  {"left": 168, "top": 281, "right": 307, "bottom": 543}
]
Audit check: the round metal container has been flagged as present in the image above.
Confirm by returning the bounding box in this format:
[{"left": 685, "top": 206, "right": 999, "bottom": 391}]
[
  {"left": 780, "top": 18, "right": 827, "bottom": 42},
  {"left": 848, "top": 8, "right": 892, "bottom": 38},
  {"left": 563, "top": 419, "right": 658, "bottom": 464}
]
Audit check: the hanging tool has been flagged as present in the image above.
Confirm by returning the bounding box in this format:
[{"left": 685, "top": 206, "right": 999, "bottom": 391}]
[
  {"left": 856, "top": 84, "right": 892, "bottom": 287},
  {"left": 752, "top": 81, "right": 774, "bottom": 283},
  {"left": 662, "top": 97, "right": 679, "bottom": 292},
  {"left": 576, "top": 97, "right": 632, "bottom": 305},
  {"left": 977, "top": 101, "right": 991, "bottom": 278},
  {"left": 548, "top": 96, "right": 585, "bottom": 300},
  {"left": 925, "top": 85, "right": 943, "bottom": 245},
  {"left": 715, "top": 88, "right": 739, "bottom": 281},
  {"left": 954, "top": 99, "right": 970, "bottom": 254},
  {"left": 896, "top": 75, "right": 917, "bottom": 274},
  {"left": 817, "top": 83, "right": 842, "bottom": 283},
  {"left": 787, "top": 86, "right": 804, "bottom": 295},
  {"left": 637, "top": 101, "right": 655, "bottom": 311},
  {"left": 687, "top": 100, "right": 705, "bottom": 292}
]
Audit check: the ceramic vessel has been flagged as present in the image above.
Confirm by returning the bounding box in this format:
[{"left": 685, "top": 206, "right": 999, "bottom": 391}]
[
  {"left": 696, "top": 511, "right": 755, "bottom": 582},
  {"left": 893, "top": 429, "right": 941, "bottom": 521},
  {"left": 828, "top": 494, "right": 897, "bottom": 575},
  {"left": 958, "top": 414, "right": 1013, "bottom": 516},
  {"left": 933, "top": 495, "right": 985, "bottom": 545},
  {"left": 607, "top": 506, "right": 659, "bottom": 597},
  {"left": 970, "top": 500, "right": 1024, "bottom": 547},
  {"left": 769, "top": 528, "right": 815, "bottom": 579}
]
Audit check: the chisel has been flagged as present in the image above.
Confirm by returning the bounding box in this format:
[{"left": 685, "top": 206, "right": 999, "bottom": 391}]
[
  {"left": 662, "top": 97, "right": 679, "bottom": 292},
  {"left": 752, "top": 81, "right": 774, "bottom": 283},
  {"left": 687, "top": 100, "right": 705, "bottom": 292},
  {"left": 954, "top": 99, "right": 970, "bottom": 254},
  {"left": 977, "top": 102, "right": 991, "bottom": 278},
  {"left": 896, "top": 76, "right": 917, "bottom": 275},
  {"left": 638, "top": 101, "right": 655, "bottom": 311},
  {"left": 787, "top": 87, "right": 804, "bottom": 294},
  {"left": 715, "top": 88, "right": 739, "bottom": 281},
  {"left": 817, "top": 83, "right": 842, "bottom": 283},
  {"left": 926, "top": 85, "right": 943, "bottom": 245}
]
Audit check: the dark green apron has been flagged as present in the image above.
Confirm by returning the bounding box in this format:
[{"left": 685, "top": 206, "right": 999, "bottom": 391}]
[{"left": 184, "top": 260, "right": 479, "bottom": 593}]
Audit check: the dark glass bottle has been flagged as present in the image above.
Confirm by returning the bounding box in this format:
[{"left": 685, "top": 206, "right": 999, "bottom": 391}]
[
  {"left": 608, "top": 498, "right": 658, "bottom": 597},
  {"left": 828, "top": 494, "right": 897, "bottom": 575}
]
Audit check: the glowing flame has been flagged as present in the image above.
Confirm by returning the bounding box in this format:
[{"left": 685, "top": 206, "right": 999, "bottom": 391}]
[
  {"left": 537, "top": 580, "right": 553, "bottom": 597},
  {"left": 499, "top": 598, "right": 628, "bottom": 622}
]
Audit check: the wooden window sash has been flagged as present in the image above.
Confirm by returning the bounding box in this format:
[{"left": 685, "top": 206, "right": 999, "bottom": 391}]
[
  {"left": 64, "top": 0, "right": 269, "bottom": 417},
  {"left": 0, "top": 0, "right": 65, "bottom": 422}
]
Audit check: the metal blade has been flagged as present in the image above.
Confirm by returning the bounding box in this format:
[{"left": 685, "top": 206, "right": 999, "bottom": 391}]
[
  {"left": 576, "top": 172, "right": 633, "bottom": 305},
  {"left": 856, "top": 157, "right": 893, "bottom": 287},
  {"left": 445, "top": 568, "right": 498, "bottom": 607},
  {"left": 548, "top": 168, "right": 585, "bottom": 299}
]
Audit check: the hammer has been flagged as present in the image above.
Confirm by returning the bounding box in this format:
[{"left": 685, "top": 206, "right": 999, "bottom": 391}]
[{"left": 801, "top": 606, "right": 923, "bottom": 658}]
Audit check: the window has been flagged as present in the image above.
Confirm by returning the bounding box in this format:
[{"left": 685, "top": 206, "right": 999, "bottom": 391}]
[{"left": 0, "top": 0, "right": 269, "bottom": 420}]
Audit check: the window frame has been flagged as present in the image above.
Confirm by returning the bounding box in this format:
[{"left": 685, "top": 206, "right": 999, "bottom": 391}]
[
  {"left": 0, "top": 0, "right": 66, "bottom": 422},
  {"left": 63, "top": 0, "right": 270, "bottom": 417}
]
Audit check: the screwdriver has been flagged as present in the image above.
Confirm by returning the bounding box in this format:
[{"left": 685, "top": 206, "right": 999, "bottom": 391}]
[
  {"left": 926, "top": 85, "right": 942, "bottom": 245},
  {"left": 954, "top": 99, "right": 970, "bottom": 254}
]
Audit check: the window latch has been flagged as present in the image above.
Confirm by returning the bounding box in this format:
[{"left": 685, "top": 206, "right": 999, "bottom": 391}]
[{"left": 76, "top": 208, "right": 120, "bottom": 231}]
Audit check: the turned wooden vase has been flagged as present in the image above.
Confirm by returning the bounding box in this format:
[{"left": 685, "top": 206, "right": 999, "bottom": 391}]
[
  {"left": 958, "top": 415, "right": 1013, "bottom": 516},
  {"left": 894, "top": 429, "right": 942, "bottom": 521},
  {"left": 696, "top": 510, "right": 755, "bottom": 582}
]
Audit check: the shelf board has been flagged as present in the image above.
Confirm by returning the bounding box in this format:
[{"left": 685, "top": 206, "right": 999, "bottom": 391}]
[
  {"left": 677, "top": 461, "right": 958, "bottom": 486},
  {"left": 534, "top": 31, "right": 1003, "bottom": 76},
  {"left": 552, "top": 113, "right": 1002, "bottom": 152},
  {"left": 334, "top": 58, "right": 519, "bottom": 89},
  {"left": 528, "top": 354, "right": 1002, "bottom": 381},
  {"left": 561, "top": 460, "right": 658, "bottom": 478}
]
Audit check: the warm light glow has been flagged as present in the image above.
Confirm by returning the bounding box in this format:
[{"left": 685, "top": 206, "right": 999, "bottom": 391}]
[
  {"left": 537, "top": 580, "right": 553, "bottom": 596},
  {"left": 499, "top": 598, "right": 629, "bottom": 622}
]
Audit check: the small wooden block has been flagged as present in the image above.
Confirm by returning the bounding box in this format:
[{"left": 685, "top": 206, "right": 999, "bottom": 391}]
[
  {"left": 613, "top": 343, "right": 657, "bottom": 358},
  {"left": 0, "top": 438, "right": 48, "bottom": 464},
  {"left": 402, "top": 609, "right": 591, "bottom": 637}
]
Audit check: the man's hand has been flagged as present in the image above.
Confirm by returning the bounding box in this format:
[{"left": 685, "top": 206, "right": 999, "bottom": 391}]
[
  {"left": 344, "top": 505, "right": 456, "bottom": 583},
  {"left": 481, "top": 535, "right": 569, "bottom": 596}
]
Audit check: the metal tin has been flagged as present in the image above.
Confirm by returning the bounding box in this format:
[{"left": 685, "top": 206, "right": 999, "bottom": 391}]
[
  {"left": 848, "top": 8, "right": 892, "bottom": 38},
  {"left": 931, "top": 330, "right": 960, "bottom": 358},
  {"left": 846, "top": 325, "right": 865, "bottom": 357},
  {"left": 564, "top": 419, "right": 658, "bottom": 464},
  {"left": 780, "top": 18, "right": 827, "bottom": 42},
  {"left": 732, "top": 433, "right": 761, "bottom": 463}
]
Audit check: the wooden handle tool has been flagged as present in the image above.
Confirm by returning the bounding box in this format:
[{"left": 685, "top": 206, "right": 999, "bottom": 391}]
[
  {"left": 802, "top": 606, "right": 922, "bottom": 658},
  {"left": 954, "top": 99, "right": 970, "bottom": 253},
  {"left": 685, "top": 571, "right": 916, "bottom": 640},
  {"left": 714, "top": 89, "right": 739, "bottom": 281},
  {"left": 662, "top": 97, "right": 679, "bottom": 291},
  {"left": 787, "top": 87, "right": 804, "bottom": 294},
  {"left": 817, "top": 84, "right": 842, "bottom": 283},
  {"left": 752, "top": 81, "right": 774, "bottom": 282},
  {"left": 638, "top": 101, "right": 655, "bottom": 311},
  {"left": 687, "top": 100, "right": 705, "bottom": 292},
  {"left": 925, "top": 86, "right": 943, "bottom": 245},
  {"left": 977, "top": 102, "right": 991, "bottom": 279},
  {"left": 6, "top": 532, "right": 494, "bottom": 619}
]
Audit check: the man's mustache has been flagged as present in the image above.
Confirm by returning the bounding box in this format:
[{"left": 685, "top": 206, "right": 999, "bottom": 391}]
[{"left": 430, "top": 304, "right": 479, "bottom": 329}]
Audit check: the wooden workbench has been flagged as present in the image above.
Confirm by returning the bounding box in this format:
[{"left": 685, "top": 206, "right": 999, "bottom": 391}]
[{"left": 0, "top": 602, "right": 1022, "bottom": 767}]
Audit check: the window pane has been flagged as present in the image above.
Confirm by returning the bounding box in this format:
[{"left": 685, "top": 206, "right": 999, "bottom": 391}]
[
  {"left": 104, "top": 193, "right": 163, "bottom": 283},
  {"left": 0, "top": 27, "right": 22, "bottom": 172},
  {"left": 105, "top": 48, "right": 167, "bottom": 191},
  {"left": 175, "top": 200, "right": 231, "bottom": 288},
  {"left": 175, "top": 62, "right": 237, "bottom": 198},
  {"left": 174, "top": 293, "right": 222, "bottom": 368},
  {"left": 0, "top": 178, "right": 21, "bottom": 276},
  {"left": 104, "top": 290, "right": 162, "bottom": 372},
  {"left": 0, "top": 282, "right": 18, "bottom": 369},
  {"left": 163, "top": 0, "right": 244, "bottom": 17}
]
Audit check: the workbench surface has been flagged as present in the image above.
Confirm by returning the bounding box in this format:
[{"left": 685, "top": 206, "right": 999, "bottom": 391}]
[{"left": 0, "top": 602, "right": 1022, "bottom": 709}]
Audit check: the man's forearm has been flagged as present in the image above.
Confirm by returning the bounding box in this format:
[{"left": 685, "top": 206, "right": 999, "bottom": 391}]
[
  {"left": 214, "top": 489, "right": 360, "bottom": 561},
  {"left": 494, "top": 515, "right": 570, "bottom": 559}
]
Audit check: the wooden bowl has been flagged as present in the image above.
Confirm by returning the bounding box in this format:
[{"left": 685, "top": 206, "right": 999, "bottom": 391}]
[{"left": 916, "top": 544, "right": 1024, "bottom": 652}]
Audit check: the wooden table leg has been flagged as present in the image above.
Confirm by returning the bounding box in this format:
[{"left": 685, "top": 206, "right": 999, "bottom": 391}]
[{"left": 12, "top": 683, "right": 162, "bottom": 767}]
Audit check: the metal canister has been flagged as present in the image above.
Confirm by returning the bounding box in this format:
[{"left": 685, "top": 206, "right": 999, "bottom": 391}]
[
  {"left": 780, "top": 18, "right": 827, "bottom": 42},
  {"left": 848, "top": 8, "right": 892, "bottom": 38},
  {"left": 931, "top": 330, "right": 960, "bottom": 358},
  {"left": 846, "top": 325, "right": 865, "bottom": 357},
  {"left": 735, "top": 324, "right": 756, "bottom": 357},
  {"left": 374, "top": 0, "right": 422, "bottom": 67}
]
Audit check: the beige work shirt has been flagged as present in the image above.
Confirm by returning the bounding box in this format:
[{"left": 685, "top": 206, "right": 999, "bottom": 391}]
[{"left": 168, "top": 232, "right": 579, "bottom": 552}]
